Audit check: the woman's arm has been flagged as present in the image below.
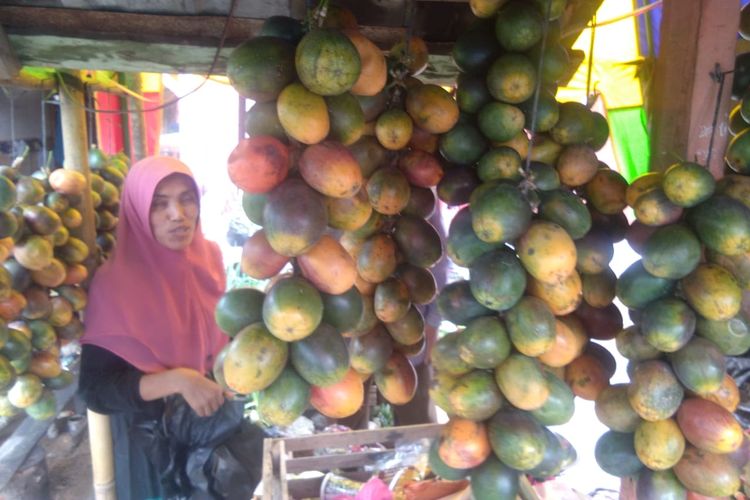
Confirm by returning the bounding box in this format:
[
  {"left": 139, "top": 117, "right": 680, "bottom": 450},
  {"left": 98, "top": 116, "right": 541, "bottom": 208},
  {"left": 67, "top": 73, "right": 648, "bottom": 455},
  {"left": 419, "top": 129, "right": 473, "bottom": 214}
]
[
  {"left": 79, "top": 345, "right": 224, "bottom": 417},
  {"left": 139, "top": 367, "right": 224, "bottom": 417},
  {"left": 79, "top": 344, "right": 157, "bottom": 415}
]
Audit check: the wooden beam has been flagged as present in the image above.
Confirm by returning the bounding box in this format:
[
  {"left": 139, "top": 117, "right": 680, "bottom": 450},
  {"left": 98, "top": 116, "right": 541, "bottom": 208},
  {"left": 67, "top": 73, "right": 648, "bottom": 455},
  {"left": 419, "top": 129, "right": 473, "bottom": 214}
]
[
  {"left": 0, "top": 73, "right": 55, "bottom": 90},
  {"left": 0, "top": 6, "right": 263, "bottom": 47},
  {"left": 0, "top": 25, "right": 20, "bottom": 80},
  {"left": 650, "top": 0, "right": 740, "bottom": 176},
  {"left": 58, "top": 71, "right": 97, "bottom": 253}
]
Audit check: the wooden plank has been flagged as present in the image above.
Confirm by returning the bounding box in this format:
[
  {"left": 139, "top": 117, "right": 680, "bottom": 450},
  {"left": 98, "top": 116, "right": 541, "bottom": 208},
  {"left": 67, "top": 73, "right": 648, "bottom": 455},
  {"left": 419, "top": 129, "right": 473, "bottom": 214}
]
[
  {"left": 7, "top": 34, "right": 233, "bottom": 74},
  {"left": 278, "top": 422, "right": 442, "bottom": 452},
  {"left": 0, "top": 5, "right": 452, "bottom": 53},
  {"left": 650, "top": 0, "right": 740, "bottom": 175},
  {"left": 0, "top": 6, "right": 263, "bottom": 47},
  {"left": 262, "top": 438, "right": 275, "bottom": 500},
  {"left": 279, "top": 439, "right": 289, "bottom": 500},
  {"left": 0, "top": 370, "right": 79, "bottom": 490},
  {"left": 56, "top": 0, "right": 292, "bottom": 18},
  {"left": 0, "top": 73, "right": 55, "bottom": 90},
  {"left": 285, "top": 449, "right": 398, "bottom": 474},
  {"left": 5, "top": 35, "right": 459, "bottom": 77},
  {"left": 0, "top": 25, "right": 21, "bottom": 80},
  {"left": 684, "top": 0, "right": 739, "bottom": 177}
]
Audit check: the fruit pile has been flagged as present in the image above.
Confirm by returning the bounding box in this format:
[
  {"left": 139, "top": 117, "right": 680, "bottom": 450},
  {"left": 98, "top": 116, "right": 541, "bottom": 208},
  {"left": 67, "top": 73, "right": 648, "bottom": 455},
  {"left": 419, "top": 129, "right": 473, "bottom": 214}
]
[
  {"left": 216, "top": 5, "right": 448, "bottom": 425},
  {"left": 595, "top": 69, "right": 750, "bottom": 500},
  {"left": 0, "top": 149, "right": 127, "bottom": 421},
  {"left": 426, "top": 0, "right": 630, "bottom": 496},
  {"left": 87, "top": 147, "right": 129, "bottom": 259}
]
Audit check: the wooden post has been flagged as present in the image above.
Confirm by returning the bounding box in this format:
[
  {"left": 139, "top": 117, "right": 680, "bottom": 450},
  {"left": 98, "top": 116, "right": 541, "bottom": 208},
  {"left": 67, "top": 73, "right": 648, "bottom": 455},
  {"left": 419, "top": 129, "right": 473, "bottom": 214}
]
[
  {"left": 87, "top": 410, "right": 116, "bottom": 500},
  {"left": 59, "top": 72, "right": 113, "bottom": 498},
  {"left": 649, "top": 0, "right": 740, "bottom": 177},
  {"left": 125, "top": 72, "right": 148, "bottom": 162},
  {"left": 58, "top": 71, "right": 97, "bottom": 253}
]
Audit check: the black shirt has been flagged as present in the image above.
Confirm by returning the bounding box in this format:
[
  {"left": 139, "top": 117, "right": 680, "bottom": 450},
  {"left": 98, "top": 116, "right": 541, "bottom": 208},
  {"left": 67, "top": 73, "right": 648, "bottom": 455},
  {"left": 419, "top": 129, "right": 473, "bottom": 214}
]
[{"left": 78, "top": 344, "right": 163, "bottom": 418}]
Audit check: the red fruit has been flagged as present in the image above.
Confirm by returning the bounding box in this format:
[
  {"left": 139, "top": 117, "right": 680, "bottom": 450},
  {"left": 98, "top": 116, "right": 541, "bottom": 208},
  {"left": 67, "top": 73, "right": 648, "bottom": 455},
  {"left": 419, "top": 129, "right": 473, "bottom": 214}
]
[{"left": 227, "top": 136, "right": 289, "bottom": 193}]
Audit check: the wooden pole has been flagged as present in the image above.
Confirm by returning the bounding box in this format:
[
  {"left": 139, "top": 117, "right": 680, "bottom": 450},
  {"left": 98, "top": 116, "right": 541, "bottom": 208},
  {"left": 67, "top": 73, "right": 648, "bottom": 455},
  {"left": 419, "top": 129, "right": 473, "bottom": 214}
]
[
  {"left": 59, "top": 72, "right": 113, "bottom": 499},
  {"left": 87, "top": 409, "right": 116, "bottom": 500},
  {"left": 58, "top": 71, "right": 97, "bottom": 253},
  {"left": 649, "top": 0, "right": 740, "bottom": 177},
  {"left": 125, "top": 72, "right": 148, "bottom": 161}
]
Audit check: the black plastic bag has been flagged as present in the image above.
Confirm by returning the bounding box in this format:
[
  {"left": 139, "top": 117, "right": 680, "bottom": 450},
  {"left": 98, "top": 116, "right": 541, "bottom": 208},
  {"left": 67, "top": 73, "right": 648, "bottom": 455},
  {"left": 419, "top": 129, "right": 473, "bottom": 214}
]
[
  {"left": 141, "top": 395, "right": 264, "bottom": 499},
  {"left": 204, "top": 420, "right": 265, "bottom": 499},
  {"left": 726, "top": 356, "right": 750, "bottom": 428}
]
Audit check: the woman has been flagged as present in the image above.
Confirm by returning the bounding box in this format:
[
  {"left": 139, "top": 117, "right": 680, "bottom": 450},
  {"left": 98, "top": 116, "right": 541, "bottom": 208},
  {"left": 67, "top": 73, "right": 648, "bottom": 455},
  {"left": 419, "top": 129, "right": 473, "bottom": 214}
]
[{"left": 79, "top": 156, "right": 229, "bottom": 499}]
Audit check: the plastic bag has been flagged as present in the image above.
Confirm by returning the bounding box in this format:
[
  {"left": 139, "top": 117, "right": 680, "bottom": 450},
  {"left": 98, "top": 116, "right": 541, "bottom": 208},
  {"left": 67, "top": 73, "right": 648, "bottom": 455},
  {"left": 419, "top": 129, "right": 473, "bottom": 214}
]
[
  {"left": 141, "top": 395, "right": 264, "bottom": 499},
  {"left": 726, "top": 356, "right": 750, "bottom": 428},
  {"left": 205, "top": 419, "right": 265, "bottom": 499}
]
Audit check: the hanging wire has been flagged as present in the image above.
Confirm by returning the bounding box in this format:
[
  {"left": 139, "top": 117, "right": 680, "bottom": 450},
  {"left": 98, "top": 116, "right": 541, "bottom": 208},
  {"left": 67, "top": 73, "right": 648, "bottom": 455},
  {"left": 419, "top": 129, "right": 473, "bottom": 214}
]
[
  {"left": 705, "top": 65, "right": 734, "bottom": 168},
  {"left": 85, "top": 82, "right": 96, "bottom": 147},
  {"left": 40, "top": 89, "right": 47, "bottom": 168},
  {"left": 52, "top": 0, "right": 238, "bottom": 116},
  {"left": 8, "top": 90, "right": 15, "bottom": 160},
  {"left": 560, "top": 0, "right": 663, "bottom": 39},
  {"left": 522, "top": 0, "right": 554, "bottom": 176},
  {"left": 585, "top": 13, "right": 596, "bottom": 106}
]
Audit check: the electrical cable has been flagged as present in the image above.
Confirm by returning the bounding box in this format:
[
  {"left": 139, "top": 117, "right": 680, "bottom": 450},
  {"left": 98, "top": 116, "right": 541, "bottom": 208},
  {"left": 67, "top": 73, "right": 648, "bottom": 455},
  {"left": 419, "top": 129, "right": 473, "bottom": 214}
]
[
  {"left": 522, "top": 0, "right": 554, "bottom": 179},
  {"left": 53, "top": 0, "right": 238, "bottom": 116}
]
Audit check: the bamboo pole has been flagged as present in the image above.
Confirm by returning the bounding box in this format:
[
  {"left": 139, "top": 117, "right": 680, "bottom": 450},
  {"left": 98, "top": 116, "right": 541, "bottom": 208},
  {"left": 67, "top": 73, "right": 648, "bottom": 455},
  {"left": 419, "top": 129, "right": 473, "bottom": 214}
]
[
  {"left": 59, "top": 71, "right": 114, "bottom": 499},
  {"left": 87, "top": 409, "right": 117, "bottom": 500},
  {"left": 58, "top": 71, "right": 96, "bottom": 253}
]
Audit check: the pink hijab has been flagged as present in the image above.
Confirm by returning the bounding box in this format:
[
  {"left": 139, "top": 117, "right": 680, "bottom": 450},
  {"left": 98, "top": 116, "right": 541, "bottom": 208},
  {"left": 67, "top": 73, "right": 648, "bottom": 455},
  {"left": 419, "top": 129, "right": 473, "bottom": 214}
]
[{"left": 82, "top": 156, "right": 227, "bottom": 374}]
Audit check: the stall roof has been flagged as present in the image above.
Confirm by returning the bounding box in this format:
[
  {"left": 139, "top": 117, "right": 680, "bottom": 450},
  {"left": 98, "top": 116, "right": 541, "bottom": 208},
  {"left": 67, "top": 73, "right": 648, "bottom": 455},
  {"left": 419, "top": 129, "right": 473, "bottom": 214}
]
[{"left": 0, "top": 0, "right": 602, "bottom": 84}]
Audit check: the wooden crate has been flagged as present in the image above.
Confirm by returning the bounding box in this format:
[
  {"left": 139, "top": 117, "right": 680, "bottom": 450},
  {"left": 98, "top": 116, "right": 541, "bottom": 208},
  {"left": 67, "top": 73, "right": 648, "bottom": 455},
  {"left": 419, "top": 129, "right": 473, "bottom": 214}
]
[{"left": 261, "top": 422, "right": 443, "bottom": 499}]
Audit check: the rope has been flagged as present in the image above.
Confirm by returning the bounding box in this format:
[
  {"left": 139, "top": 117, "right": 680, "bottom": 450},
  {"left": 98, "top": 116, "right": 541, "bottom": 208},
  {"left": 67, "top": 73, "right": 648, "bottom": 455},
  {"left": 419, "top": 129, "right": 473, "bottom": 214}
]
[
  {"left": 54, "top": 0, "right": 238, "bottom": 116},
  {"left": 522, "top": 0, "right": 554, "bottom": 176}
]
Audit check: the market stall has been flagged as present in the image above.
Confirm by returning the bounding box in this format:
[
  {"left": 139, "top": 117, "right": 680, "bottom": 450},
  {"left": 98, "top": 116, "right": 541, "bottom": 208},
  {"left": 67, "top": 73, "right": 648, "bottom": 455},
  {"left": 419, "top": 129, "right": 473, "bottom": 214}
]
[{"left": 0, "top": 0, "right": 748, "bottom": 499}]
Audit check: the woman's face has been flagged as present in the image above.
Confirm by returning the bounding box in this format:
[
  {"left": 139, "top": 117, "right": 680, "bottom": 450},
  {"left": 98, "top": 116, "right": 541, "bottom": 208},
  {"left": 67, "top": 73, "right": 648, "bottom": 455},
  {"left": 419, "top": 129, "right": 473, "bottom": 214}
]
[{"left": 149, "top": 174, "right": 199, "bottom": 250}]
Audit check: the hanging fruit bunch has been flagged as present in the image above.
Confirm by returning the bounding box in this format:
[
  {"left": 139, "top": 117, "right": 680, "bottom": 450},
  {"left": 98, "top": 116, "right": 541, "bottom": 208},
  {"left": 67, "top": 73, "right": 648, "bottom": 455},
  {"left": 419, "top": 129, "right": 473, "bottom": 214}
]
[
  {"left": 600, "top": 40, "right": 750, "bottom": 500},
  {"left": 0, "top": 151, "right": 106, "bottom": 420},
  {"left": 216, "top": 2, "right": 446, "bottom": 426},
  {"left": 87, "top": 146, "right": 128, "bottom": 260},
  {"left": 427, "top": 0, "right": 628, "bottom": 496}
]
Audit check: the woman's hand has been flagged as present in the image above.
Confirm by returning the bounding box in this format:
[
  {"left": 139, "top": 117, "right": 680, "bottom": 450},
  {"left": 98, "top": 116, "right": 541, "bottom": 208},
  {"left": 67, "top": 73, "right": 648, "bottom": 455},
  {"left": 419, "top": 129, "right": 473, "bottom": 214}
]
[
  {"left": 173, "top": 368, "right": 225, "bottom": 417},
  {"left": 139, "top": 367, "right": 225, "bottom": 417}
]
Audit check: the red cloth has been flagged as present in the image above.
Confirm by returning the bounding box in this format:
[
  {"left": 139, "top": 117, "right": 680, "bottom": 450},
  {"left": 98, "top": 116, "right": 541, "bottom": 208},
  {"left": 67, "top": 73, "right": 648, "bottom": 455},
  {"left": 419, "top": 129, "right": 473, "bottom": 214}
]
[
  {"left": 94, "top": 92, "right": 124, "bottom": 155},
  {"left": 82, "top": 156, "right": 226, "bottom": 374},
  {"left": 355, "top": 477, "right": 393, "bottom": 500},
  {"left": 95, "top": 90, "right": 162, "bottom": 157}
]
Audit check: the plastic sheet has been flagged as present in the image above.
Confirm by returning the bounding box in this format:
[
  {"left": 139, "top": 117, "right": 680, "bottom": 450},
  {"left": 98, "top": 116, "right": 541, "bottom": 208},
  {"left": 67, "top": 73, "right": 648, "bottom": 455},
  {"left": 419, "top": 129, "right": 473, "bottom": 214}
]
[
  {"left": 141, "top": 395, "right": 264, "bottom": 499},
  {"left": 726, "top": 356, "right": 750, "bottom": 428}
]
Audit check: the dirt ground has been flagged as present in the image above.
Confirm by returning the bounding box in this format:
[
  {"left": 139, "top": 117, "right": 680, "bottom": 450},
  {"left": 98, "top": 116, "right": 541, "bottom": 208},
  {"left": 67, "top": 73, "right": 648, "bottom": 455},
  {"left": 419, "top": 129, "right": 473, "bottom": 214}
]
[
  {"left": 43, "top": 427, "right": 94, "bottom": 500},
  {"left": 2, "top": 416, "right": 94, "bottom": 500}
]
